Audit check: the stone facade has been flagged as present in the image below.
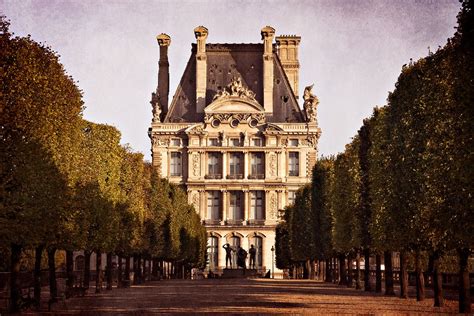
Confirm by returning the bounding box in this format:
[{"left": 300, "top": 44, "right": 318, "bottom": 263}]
[{"left": 149, "top": 26, "right": 320, "bottom": 277}]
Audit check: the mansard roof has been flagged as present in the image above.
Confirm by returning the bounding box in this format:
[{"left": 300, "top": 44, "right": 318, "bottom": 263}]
[{"left": 164, "top": 43, "right": 305, "bottom": 123}]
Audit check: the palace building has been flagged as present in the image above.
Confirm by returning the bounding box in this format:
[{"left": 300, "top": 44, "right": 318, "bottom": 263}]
[{"left": 148, "top": 26, "right": 320, "bottom": 276}]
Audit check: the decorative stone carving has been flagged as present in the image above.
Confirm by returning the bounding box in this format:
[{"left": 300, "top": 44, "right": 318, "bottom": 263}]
[
  {"left": 151, "top": 135, "right": 170, "bottom": 147},
  {"left": 269, "top": 153, "right": 277, "bottom": 177},
  {"left": 191, "top": 192, "right": 200, "bottom": 209},
  {"left": 212, "top": 76, "right": 256, "bottom": 101},
  {"left": 303, "top": 84, "right": 319, "bottom": 123},
  {"left": 151, "top": 92, "right": 162, "bottom": 123},
  {"left": 269, "top": 192, "right": 278, "bottom": 219},
  {"left": 192, "top": 152, "right": 200, "bottom": 177}
]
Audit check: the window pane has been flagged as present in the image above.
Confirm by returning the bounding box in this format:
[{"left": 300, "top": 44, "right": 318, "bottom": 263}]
[
  {"left": 289, "top": 152, "right": 299, "bottom": 176},
  {"left": 251, "top": 153, "right": 264, "bottom": 176},
  {"left": 207, "top": 191, "right": 220, "bottom": 220},
  {"left": 250, "top": 191, "right": 265, "bottom": 220},
  {"left": 170, "top": 152, "right": 182, "bottom": 176}
]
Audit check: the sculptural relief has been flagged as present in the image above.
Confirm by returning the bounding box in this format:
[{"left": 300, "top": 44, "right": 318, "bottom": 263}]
[
  {"left": 192, "top": 192, "right": 200, "bottom": 209},
  {"left": 192, "top": 153, "right": 200, "bottom": 177},
  {"left": 269, "top": 153, "right": 277, "bottom": 177},
  {"left": 303, "top": 84, "right": 319, "bottom": 123},
  {"left": 213, "top": 76, "right": 256, "bottom": 101},
  {"left": 269, "top": 193, "right": 278, "bottom": 219}
]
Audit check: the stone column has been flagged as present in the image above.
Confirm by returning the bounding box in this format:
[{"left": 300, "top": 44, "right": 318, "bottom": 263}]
[
  {"left": 221, "top": 190, "right": 228, "bottom": 223},
  {"left": 243, "top": 190, "right": 249, "bottom": 223},
  {"left": 244, "top": 151, "right": 249, "bottom": 179},
  {"left": 221, "top": 151, "right": 227, "bottom": 179},
  {"left": 200, "top": 151, "right": 206, "bottom": 179}
]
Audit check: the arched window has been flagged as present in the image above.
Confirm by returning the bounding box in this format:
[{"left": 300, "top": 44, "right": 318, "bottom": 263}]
[
  {"left": 251, "top": 236, "right": 263, "bottom": 269},
  {"left": 230, "top": 236, "right": 241, "bottom": 268},
  {"left": 207, "top": 236, "right": 219, "bottom": 270}
]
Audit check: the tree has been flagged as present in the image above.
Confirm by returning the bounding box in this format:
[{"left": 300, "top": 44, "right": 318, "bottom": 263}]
[{"left": 0, "top": 16, "right": 83, "bottom": 310}]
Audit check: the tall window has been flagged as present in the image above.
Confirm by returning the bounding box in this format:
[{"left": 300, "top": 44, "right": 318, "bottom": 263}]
[
  {"left": 252, "top": 236, "right": 263, "bottom": 268},
  {"left": 170, "top": 152, "right": 182, "bottom": 176},
  {"left": 229, "top": 153, "right": 243, "bottom": 177},
  {"left": 250, "top": 191, "right": 265, "bottom": 220},
  {"left": 229, "top": 191, "right": 243, "bottom": 222},
  {"left": 289, "top": 152, "right": 299, "bottom": 176},
  {"left": 207, "top": 236, "right": 218, "bottom": 270},
  {"left": 250, "top": 152, "right": 264, "bottom": 178},
  {"left": 207, "top": 152, "right": 221, "bottom": 178},
  {"left": 207, "top": 191, "right": 221, "bottom": 221},
  {"left": 288, "top": 191, "right": 296, "bottom": 206}
]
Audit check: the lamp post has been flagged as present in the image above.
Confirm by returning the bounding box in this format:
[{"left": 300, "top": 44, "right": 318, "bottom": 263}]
[{"left": 270, "top": 245, "right": 275, "bottom": 279}]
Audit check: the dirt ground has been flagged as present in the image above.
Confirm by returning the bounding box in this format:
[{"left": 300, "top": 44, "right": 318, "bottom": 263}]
[{"left": 25, "top": 278, "right": 468, "bottom": 315}]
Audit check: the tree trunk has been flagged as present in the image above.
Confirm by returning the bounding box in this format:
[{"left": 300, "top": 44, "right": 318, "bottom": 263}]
[
  {"left": 333, "top": 257, "right": 338, "bottom": 284},
  {"left": 375, "top": 253, "right": 382, "bottom": 292},
  {"left": 106, "top": 253, "right": 113, "bottom": 290},
  {"left": 458, "top": 248, "right": 471, "bottom": 313},
  {"left": 84, "top": 250, "right": 91, "bottom": 290},
  {"left": 415, "top": 250, "right": 425, "bottom": 301},
  {"left": 355, "top": 250, "right": 361, "bottom": 289},
  {"left": 384, "top": 251, "right": 395, "bottom": 295},
  {"left": 9, "top": 243, "right": 22, "bottom": 313},
  {"left": 117, "top": 255, "right": 122, "bottom": 288},
  {"left": 133, "top": 256, "right": 139, "bottom": 284},
  {"left": 400, "top": 250, "right": 408, "bottom": 298},
  {"left": 95, "top": 251, "right": 102, "bottom": 293},
  {"left": 137, "top": 256, "right": 143, "bottom": 284},
  {"left": 325, "top": 259, "right": 332, "bottom": 282},
  {"left": 125, "top": 256, "right": 131, "bottom": 285},
  {"left": 152, "top": 258, "right": 158, "bottom": 280},
  {"left": 431, "top": 251, "right": 443, "bottom": 307},
  {"left": 347, "top": 253, "right": 353, "bottom": 287},
  {"left": 364, "top": 248, "right": 371, "bottom": 291},
  {"left": 34, "top": 244, "right": 44, "bottom": 308},
  {"left": 310, "top": 259, "right": 316, "bottom": 279},
  {"left": 48, "top": 248, "right": 58, "bottom": 301},
  {"left": 338, "top": 254, "right": 347, "bottom": 286},
  {"left": 65, "top": 250, "right": 74, "bottom": 298}
]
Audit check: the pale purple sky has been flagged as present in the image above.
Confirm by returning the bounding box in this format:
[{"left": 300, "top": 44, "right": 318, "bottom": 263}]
[{"left": 1, "top": 0, "right": 460, "bottom": 161}]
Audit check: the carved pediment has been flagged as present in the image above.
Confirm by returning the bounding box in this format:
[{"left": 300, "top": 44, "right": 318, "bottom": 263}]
[
  {"left": 205, "top": 77, "right": 264, "bottom": 114},
  {"left": 205, "top": 96, "right": 265, "bottom": 114}
]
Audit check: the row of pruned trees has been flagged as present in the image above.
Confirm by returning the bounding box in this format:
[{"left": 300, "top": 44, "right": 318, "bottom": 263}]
[
  {"left": 276, "top": 0, "right": 473, "bottom": 313},
  {"left": 0, "top": 16, "right": 206, "bottom": 312}
]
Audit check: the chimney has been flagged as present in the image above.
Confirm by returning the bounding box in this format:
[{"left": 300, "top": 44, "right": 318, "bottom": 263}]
[
  {"left": 194, "top": 26, "right": 208, "bottom": 113},
  {"left": 156, "top": 33, "right": 171, "bottom": 117},
  {"left": 261, "top": 26, "right": 275, "bottom": 114},
  {"left": 276, "top": 35, "right": 301, "bottom": 99}
]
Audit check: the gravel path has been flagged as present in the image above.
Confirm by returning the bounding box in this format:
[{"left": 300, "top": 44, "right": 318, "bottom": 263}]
[{"left": 30, "top": 278, "right": 466, "bottom": 315}]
